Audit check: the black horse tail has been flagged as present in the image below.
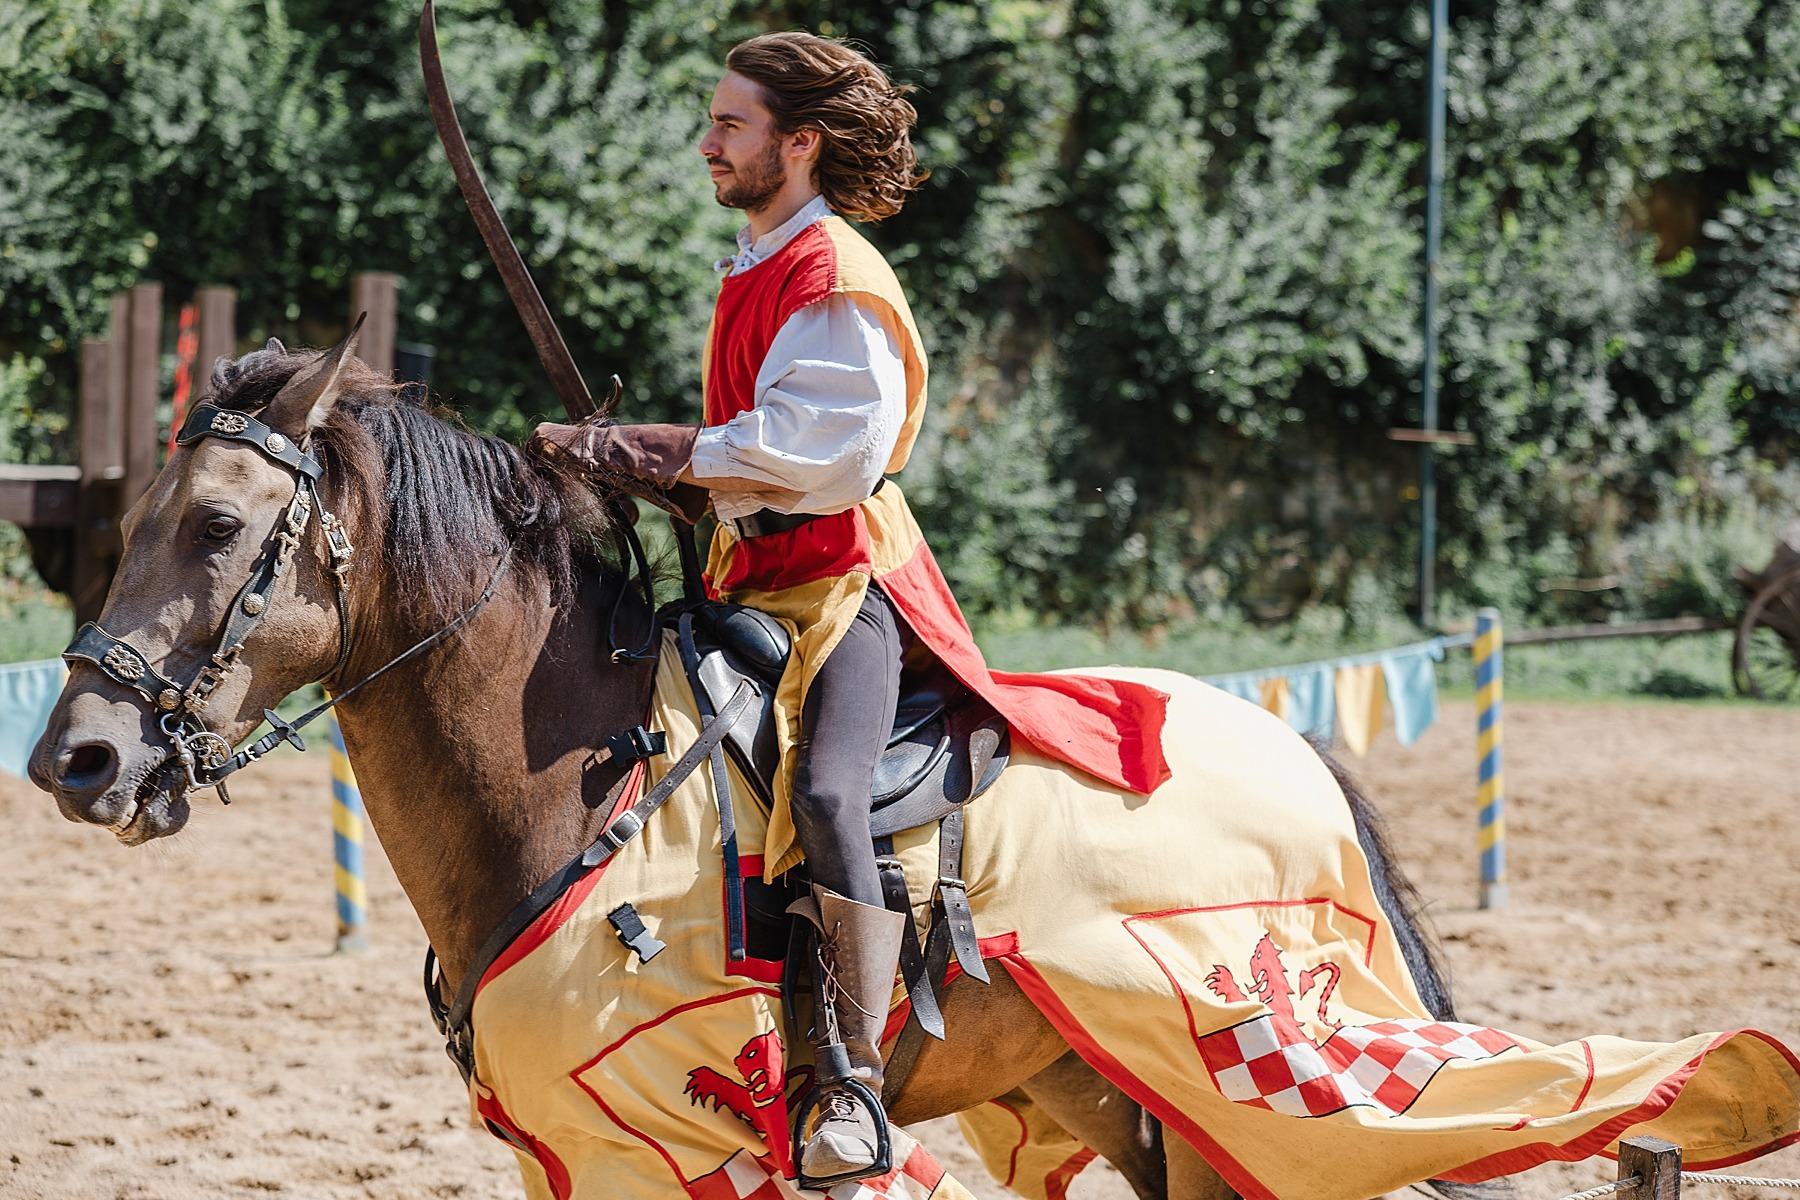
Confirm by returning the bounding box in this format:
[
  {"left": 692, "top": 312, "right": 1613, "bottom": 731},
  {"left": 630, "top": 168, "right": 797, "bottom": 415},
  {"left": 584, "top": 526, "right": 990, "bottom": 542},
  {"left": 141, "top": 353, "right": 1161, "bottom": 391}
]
[
  {"left": 1316, "top": 746, "right": 1522, "bottom": 1200},
  {"left": 1310, "top": 740, "right": 1456, "bottom": 1023}
]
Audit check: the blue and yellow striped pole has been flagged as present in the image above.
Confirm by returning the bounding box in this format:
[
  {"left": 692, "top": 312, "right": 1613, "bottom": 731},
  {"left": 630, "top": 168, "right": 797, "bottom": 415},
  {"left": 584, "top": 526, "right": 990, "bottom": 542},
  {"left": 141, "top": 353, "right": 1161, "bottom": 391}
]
[
  {"left": 1474, "top": 608, "right": 1507, "bottom": 909},
  {"left": 329, "top": 714, "right": 369, "bottom": 952}
]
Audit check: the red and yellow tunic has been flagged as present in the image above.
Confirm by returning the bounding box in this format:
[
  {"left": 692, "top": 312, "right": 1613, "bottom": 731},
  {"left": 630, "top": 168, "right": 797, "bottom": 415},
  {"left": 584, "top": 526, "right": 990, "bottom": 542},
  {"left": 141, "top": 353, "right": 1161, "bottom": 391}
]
[{"left": 702, "top": 214, "right": 1171, "bottom": 877}]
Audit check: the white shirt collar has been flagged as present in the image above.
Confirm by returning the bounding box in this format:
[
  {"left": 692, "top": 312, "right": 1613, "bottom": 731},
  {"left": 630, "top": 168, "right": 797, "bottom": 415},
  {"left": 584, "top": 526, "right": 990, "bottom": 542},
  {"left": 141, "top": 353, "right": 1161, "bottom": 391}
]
[{"left": 715, "top": 193, "right": 833, "bottom": 274}]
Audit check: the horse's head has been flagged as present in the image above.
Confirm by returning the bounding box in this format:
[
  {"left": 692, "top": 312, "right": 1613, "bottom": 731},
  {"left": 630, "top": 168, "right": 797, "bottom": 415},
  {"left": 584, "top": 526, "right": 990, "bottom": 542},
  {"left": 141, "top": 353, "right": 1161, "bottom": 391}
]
[{"left": 30, "top": 331, "right": 369, "bottom": 844}]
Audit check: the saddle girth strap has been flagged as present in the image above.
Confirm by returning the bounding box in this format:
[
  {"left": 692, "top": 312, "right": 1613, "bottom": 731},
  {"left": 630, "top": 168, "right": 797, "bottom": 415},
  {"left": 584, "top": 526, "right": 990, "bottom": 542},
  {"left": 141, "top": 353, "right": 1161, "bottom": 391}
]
[
  {"left": 874, "top": 836, "right": 945, "bottom": 1042},
  {"left": 880, "top": 808, "right": 986, "bottom": 1108},
  {"left": 935, "top": 807, "right": 988, "bottom": 985}
]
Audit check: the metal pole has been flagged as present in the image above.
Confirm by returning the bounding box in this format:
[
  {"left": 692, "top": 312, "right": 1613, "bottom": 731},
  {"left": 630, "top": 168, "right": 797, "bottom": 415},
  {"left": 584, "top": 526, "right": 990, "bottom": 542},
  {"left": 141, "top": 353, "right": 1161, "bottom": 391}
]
[
  {"left": 329, "top": 714, "right": 369, "bottom": 952},
  {"left": 1474, "top": 608, "right": 1506, "bottom": 909},
  {"left": 1420, "top": 0, "right": 1449, "bottom": 627}
]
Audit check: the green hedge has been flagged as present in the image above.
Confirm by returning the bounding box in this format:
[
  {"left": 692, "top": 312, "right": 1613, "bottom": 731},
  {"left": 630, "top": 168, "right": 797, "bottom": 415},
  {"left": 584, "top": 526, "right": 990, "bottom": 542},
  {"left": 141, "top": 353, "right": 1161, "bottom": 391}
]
[{"left": 3, "top": 0, "right": 1797, "bottom": 628}]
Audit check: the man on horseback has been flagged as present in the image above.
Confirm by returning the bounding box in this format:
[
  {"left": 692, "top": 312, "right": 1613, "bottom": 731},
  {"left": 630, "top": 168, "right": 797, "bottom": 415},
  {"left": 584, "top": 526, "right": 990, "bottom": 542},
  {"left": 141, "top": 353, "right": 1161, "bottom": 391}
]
[
  {"left": 532, "top": 32, "right": 929, "bottom": 1182},
  {"left": 531, "top": 30, "right": 1171, "bottom": 1185}
]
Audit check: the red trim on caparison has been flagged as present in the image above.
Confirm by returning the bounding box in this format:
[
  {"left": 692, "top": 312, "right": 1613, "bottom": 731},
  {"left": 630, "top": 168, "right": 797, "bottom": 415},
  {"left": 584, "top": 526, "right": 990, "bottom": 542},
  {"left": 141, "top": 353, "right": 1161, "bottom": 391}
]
[
  {"left": 1045, "top": 1147, "right": 1098, "bottom": 1200},
  {"left": 568, "top": 986, "right": 784, "bottom": 1197},
  {"left": 726, "top": 854, "right": 785, "bottom": 984},
  {"left": 1003, "top": 950, "right": 1800, "bottom": 1194},
  {"left": 1436, "top": 1028, "right": 1800, "bottom": 1182},
  {"left": 993, "top": 950, "right": 1277, "bottom": 1200},
  {"left": 476, "top": 757, "right": 649, "bottom": 998},
  {"left": 984, "top": 1097, "right": 1030, "bottom": 1188},
  {"left": 475, "top": 1089, "right": 574, "bottom": 1200},
  {"left": 1570, "top": 1039, "right": 1597, "bottom": 1114}
]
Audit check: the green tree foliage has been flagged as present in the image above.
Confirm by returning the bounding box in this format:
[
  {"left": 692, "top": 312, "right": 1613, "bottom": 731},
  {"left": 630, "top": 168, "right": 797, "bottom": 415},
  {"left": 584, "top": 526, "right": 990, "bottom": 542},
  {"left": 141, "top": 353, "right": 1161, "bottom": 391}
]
[{"left": 2, "top": 0, "right": 1797, "bottom": 625}]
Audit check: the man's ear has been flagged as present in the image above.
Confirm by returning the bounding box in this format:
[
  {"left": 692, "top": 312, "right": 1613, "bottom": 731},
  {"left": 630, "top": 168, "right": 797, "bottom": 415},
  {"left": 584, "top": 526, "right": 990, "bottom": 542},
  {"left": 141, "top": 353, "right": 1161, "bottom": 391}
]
[
  {"left": 785, "top": 125, "right": 822, "bottom": 167},
  {"left": 264, "top": 313, "right": 365, "bottom": 438}
]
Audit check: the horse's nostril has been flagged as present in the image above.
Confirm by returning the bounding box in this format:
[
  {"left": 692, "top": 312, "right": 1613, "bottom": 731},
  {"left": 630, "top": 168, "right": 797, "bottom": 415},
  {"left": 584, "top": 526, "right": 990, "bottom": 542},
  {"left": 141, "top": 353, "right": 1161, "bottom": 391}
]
[{"left": 61, "top": 742, "right": 117, "bottom": 789}]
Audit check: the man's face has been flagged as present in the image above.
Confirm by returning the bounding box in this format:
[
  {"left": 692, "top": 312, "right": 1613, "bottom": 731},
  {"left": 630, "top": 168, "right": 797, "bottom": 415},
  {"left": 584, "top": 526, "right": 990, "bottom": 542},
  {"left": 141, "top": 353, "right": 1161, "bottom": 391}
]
[{"left": 698, "top": 71, "right": 789, "bottom": 214}]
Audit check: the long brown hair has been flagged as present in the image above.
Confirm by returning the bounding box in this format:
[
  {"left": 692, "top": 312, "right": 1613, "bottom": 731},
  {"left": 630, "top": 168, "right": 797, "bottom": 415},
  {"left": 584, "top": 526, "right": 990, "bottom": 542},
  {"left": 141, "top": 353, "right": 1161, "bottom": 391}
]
[{"left": 725, "top": 32, "right": 927, "bottom": 222}]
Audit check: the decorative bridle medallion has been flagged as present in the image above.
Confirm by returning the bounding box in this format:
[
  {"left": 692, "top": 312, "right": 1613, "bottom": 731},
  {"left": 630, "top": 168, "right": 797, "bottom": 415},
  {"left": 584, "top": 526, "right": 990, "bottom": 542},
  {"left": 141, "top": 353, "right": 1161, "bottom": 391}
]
[
  {"left": 103, "top": 645, "right": 146, "bottom": 680},
  {"left": 265, "top": 433, "right": 289, "bottom": 454},
  {"left": 210, "top": 411, "right": 250, "bottom": 435},
  {"left": 242, "top": 593, "right": 267, "bottom": 615}
]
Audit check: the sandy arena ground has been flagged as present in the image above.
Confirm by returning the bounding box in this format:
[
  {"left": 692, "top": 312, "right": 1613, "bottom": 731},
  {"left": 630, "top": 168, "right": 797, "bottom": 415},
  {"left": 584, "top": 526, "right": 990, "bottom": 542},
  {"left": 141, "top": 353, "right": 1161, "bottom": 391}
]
[{"left": 3, "top": 698, "right": 1799, "bottom": 1199}]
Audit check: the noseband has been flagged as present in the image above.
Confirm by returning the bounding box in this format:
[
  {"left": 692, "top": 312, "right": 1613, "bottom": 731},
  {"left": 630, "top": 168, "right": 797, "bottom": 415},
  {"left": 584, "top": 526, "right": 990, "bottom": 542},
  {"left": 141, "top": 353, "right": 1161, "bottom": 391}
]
[{"left": 60, "top": 401, "right": 514, "bottom": 804}]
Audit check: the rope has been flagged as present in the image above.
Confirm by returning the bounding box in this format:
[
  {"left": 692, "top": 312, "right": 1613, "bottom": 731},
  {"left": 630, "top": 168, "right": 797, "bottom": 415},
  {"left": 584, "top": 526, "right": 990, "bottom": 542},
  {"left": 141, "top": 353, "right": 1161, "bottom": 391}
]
[
  {"left": 1559, "top": 1177, "right": 1642, "bottom": 1200},
  {"left": 1555, "top": 1172, "right": 1800, "bottom": 1200}
]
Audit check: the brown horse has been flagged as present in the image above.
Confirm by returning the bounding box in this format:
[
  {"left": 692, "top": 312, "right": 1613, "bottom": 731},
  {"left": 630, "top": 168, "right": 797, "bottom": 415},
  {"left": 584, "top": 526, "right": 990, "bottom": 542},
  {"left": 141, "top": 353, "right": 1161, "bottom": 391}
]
[{"left": 29, "top": 339, "right": 1465, "bottom": 1200}]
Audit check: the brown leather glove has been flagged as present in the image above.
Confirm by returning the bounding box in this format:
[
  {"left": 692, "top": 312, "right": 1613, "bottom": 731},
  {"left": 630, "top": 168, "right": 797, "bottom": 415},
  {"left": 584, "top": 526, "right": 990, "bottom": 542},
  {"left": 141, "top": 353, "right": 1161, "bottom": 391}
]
[
  {"left": 530, "top": 420, "right": 698, "bottom": 484},
  {"left": 529, "top": 420, "right": 709, "bottom": 523}
]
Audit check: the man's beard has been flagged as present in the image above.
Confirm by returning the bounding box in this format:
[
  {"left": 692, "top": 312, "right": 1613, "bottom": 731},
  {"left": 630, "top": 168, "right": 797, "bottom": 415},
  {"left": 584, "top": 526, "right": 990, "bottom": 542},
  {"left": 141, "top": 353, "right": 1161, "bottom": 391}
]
[{"left": 713, "top": 138, "right": 785, "bottom": 213}]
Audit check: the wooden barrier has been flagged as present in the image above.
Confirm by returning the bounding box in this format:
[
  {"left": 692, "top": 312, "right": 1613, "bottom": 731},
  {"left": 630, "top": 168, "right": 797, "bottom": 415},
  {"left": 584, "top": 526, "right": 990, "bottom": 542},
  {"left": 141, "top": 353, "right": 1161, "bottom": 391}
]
[
  {"left": 349, "top": 272, "right": 397, "bottom": 375},
  {"left": 2, "top": 275, "right": 397, "bottom": 623},
  {"left": 0, "top": 297, "right": 147, "bottom": 623},
  {"left": 193, "top": 286, "right": 236, "bottom": 387},
  {"left": 123, "top": 282, "right": 163, "bottom": 505},
  {"left": 72, "top": 335, "right": 126, "bottom": 622}
]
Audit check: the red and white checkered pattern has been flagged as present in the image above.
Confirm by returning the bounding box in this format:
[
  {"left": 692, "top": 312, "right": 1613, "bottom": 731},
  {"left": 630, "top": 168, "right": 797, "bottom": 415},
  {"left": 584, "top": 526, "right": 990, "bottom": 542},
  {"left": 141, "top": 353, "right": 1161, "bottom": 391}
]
[
  {"left": 1198, "top": 1016, "right": 1522, "bottom": 1118},
  {"left": 689, "top": 1140, "right": 946, "bottom": 1200}
]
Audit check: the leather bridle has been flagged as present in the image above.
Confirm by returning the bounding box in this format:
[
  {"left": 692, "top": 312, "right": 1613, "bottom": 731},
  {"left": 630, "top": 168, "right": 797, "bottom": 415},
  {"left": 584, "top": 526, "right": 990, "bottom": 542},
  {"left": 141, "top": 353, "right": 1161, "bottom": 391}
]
[{"left": 60, "top": 399, "right": 511, "bottom": 805}]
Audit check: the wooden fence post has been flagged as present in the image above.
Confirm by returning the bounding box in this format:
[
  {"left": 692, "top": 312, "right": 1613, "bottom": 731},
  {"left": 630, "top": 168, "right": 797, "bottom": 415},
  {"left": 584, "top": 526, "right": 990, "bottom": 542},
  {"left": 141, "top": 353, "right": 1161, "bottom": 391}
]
[
  {"left": 104, "top": 294, "right": 130, "bottom": 473},
  {"left": 123, "top": 282, "right": 163, "bottom": 505},
  {"left": 73, "top": 339, "right": 126, "bottom": 624},
  {"left": 193, "top": 285, "right": 237, "bottom": 394},
  {"left": 349, "top": 272, "right": 397, "bottom": 375},
  {"left": 1619, "top": 1135, "right": 1681, "bottom": 1200}
]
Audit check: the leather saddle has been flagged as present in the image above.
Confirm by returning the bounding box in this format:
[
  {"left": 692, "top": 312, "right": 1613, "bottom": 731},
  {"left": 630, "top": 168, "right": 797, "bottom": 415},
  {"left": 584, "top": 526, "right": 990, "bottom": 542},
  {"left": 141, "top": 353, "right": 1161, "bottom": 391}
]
[
  {"left": 664, "top": 598, "right": 1007, "bottom": 1100},
  {"left": 667, "top": 601, "right": 1010, "bottom": 837}
]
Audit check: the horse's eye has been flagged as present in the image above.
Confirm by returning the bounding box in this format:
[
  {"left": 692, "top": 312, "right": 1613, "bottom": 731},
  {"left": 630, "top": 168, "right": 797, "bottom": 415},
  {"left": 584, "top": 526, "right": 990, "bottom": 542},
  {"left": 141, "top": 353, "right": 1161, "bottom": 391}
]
[{"left": 200, "top": 516, "right": 241, "bottom": 544}]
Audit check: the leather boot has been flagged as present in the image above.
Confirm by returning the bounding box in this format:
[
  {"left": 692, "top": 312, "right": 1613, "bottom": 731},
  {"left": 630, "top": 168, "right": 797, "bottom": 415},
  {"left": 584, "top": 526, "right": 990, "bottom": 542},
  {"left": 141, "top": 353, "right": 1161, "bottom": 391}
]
[{"left": 788, "top": 884, "right": 906, "bottom": 1183}]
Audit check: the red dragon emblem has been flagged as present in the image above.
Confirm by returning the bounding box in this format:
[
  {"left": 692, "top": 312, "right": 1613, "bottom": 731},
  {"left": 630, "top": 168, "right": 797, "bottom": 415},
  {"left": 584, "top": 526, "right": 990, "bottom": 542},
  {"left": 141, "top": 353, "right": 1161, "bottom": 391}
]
[
  {"left": 684, "top": 1030, "right": 812, "bottom": 1178},
  {"left": 1205, "top": 931, "right": 1342, "bottom": 1034}
]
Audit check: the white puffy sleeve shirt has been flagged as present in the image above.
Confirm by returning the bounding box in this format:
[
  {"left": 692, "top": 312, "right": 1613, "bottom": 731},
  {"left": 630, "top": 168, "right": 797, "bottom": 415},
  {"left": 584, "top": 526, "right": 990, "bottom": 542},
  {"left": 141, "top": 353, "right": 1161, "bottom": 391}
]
[{"left": 687, "top": 203, "right": 911, "bottom": 524}]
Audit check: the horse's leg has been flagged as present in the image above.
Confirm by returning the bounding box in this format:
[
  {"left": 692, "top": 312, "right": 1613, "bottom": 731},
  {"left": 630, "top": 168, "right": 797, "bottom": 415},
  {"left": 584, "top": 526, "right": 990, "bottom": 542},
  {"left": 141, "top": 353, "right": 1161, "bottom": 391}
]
[
  {"left": 1164, "top": 1128, "right": 1239, "bottom": 1200},
  {"left": 1015, "top": 1051, "right": 1166, "bottom": 1200},
  {"left": 884, "top": 967, "right": 1068, "bottom": 1124}
]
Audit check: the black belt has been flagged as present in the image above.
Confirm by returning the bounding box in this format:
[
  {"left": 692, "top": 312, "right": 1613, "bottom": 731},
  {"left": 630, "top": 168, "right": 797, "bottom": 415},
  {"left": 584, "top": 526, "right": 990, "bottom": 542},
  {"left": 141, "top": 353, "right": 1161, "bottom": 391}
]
[
  {"left": 732, "top": 479, "right": 885, "bottom": 540},
  {"left": 734, "top": 508, "right": 826, "bottom": 539}
]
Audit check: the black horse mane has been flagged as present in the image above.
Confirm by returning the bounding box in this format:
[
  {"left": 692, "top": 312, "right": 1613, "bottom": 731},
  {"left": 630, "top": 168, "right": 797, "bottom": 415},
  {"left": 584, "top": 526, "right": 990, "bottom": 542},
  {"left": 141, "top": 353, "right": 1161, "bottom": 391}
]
[{"left": 208, "top": 342, "right": 621, "bottom": 634}]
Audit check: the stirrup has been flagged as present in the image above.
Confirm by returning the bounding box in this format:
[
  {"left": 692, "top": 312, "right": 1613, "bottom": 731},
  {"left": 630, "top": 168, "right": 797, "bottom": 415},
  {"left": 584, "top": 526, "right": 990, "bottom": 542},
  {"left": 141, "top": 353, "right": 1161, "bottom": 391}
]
[{"left": 791, "top": 1043, "right": 893, "bottom": 1190}]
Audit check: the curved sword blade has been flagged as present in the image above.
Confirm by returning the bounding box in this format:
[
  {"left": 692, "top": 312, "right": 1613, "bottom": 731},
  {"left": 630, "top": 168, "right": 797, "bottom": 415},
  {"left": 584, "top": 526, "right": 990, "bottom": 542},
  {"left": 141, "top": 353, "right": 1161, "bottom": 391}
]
[{"left": 419, "top": 0, "right": 596, "bottom": 420}]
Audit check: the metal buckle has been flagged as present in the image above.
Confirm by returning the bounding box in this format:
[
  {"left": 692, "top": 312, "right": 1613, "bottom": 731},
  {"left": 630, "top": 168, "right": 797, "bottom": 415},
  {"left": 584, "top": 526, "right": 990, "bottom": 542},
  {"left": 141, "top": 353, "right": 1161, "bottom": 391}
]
[{"left": 600, "top": 809, "right": 644, "bottom": 851}]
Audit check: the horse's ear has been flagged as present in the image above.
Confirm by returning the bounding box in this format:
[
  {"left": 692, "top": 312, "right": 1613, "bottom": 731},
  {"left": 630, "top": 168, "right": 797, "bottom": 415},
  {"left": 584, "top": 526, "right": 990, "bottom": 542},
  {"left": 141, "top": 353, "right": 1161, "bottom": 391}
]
[{"left": 264, "top": 315, "right": 365, "bottom": 437}]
